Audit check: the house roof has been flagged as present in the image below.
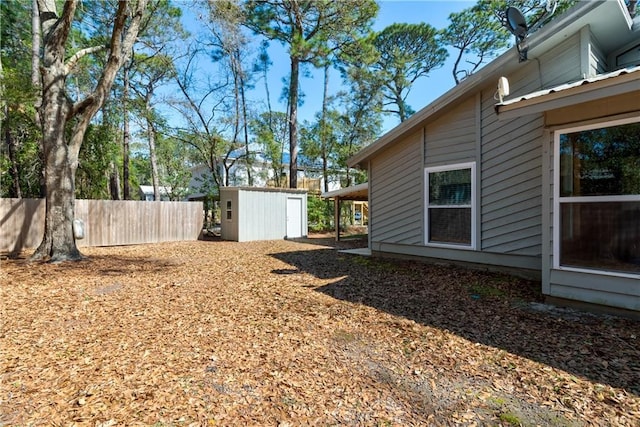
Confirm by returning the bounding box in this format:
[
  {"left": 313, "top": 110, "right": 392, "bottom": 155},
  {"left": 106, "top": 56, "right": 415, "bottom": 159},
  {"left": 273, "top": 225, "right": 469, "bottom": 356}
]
[
  {"left": 139, "top": 185, "right": 172, "bottom": 195},
  {"left": 321, "top": 182, "right": 368, "bottom": 201},
  {"left": 495, "top": 66, "right": 640, "bottom": 119},
  {"left": 348, "top": 0, "right": 637, "bottom": 168}
]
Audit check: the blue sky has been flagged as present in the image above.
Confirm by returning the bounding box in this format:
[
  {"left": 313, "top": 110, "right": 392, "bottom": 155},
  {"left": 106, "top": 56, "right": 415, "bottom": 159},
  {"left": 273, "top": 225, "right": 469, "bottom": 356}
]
[
  {"left": 175, "top": 1, "right": 480, "bottom": 136},
  {"left": 253, "top": 1, "right": 476, "bottom": 133}
]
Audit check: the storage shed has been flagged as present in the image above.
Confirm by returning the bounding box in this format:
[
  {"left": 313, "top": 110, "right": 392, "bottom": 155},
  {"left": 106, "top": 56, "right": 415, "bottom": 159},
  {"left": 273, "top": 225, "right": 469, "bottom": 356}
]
[{"left": 220, "top": 187, "right": 308, "bottom": 242}]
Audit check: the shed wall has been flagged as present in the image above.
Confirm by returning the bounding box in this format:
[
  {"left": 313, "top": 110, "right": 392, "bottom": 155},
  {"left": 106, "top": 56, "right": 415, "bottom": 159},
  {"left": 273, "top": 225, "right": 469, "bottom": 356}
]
[
  {"left": 238, "top": 190, "right": 284, "bottom": 241},
  {"left": 220, "top": 188, "right": 307, "bottom": 242}
]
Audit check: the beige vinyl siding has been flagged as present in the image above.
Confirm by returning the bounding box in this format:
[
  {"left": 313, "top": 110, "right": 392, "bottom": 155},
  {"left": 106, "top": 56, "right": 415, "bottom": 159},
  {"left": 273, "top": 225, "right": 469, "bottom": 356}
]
[
  {"left": 370, "top": 129, "right": 423, "bottom": 245},
  {"left": 540, "top": 32, "right": 582, "bottom": 87},
  {"left": 424, "top": 97, "right": 476, "bottom": 167},
  {"left": 549, "top": 268, "right": 640, "bottom": 312},
  {"left": 542, "top": 131, "right": 555, "bottom": 294}
]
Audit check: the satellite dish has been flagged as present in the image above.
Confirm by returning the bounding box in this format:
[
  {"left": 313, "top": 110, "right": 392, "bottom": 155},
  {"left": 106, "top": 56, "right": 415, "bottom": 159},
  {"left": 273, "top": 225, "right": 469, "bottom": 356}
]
[
  {"left": 505, "top": 7, "right": 528, "bottom": 39},
  {"left": 500, "top": 1, "right": 558, "bottom": 63}
]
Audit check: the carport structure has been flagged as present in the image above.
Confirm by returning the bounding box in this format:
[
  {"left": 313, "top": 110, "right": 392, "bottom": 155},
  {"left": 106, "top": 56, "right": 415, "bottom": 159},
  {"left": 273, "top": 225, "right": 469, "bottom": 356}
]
[{"left": 321, "top": 182, "right": 368, "bottom": 241}]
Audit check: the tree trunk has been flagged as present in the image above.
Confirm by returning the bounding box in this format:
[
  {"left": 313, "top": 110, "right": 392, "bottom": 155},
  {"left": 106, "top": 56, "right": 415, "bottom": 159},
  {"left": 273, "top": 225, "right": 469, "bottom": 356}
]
[
  {"left": 4, "top": 114, "right": 22, "bottom": 198},
  {"left": 122, "top": 62, "right": 131, "bottom": 200},
  {"left": 396, "top": 89, "right": 407, "bottom": 122},
  {"left": 109, "top": 160, "right": 121, "bottom": 200},
  {"left": 239, "top": 66, "right": 252, "bottom": 186},
  {"left": 31, "top": 0, "right": 40, "bottom": 88},
  {"left": 288, "top": 57, "right": 299, "bottom": 188},
  {"left": 230, "top": 50, "right": 252, "bottom": 186},
  {"left": 321, "top": 63, "right": 330, "bottom": 193},
  {"left": 148, "top": 119, "right": 160, "bottom": 201},
  {"left": 32, "top": 0, "right": 146, "bottom": 262},
  {"left": 32, "top": 0, "right": 45, "bottom": 196},
  {"left": 32, "top": 56, "right": 81, "bottom": 261}
]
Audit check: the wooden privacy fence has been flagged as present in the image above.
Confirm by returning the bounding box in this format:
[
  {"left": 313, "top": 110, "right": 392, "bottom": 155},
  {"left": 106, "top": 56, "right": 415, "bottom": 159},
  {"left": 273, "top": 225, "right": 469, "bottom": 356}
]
[{"left": 0, "top": 198, "right": 204, "bottom": 254}]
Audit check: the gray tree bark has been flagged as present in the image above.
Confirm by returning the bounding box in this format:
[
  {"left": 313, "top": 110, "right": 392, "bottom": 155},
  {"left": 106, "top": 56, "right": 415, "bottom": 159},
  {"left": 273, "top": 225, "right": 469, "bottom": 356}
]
[{"left": 32, "top": 0, "right": 147, "bottom": 262}]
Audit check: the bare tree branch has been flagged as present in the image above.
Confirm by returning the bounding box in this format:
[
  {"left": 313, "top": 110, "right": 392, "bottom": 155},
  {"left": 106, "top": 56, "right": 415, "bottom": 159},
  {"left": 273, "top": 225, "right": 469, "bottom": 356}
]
[{"left": 64, "top": 45, "right": 106, "bottom": 73}]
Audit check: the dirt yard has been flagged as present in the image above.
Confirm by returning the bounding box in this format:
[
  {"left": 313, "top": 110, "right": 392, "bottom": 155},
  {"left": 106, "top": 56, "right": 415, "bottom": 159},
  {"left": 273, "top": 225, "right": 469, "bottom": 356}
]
[{"left": 1, "top": 237, "right": 639, "bottom": 426}]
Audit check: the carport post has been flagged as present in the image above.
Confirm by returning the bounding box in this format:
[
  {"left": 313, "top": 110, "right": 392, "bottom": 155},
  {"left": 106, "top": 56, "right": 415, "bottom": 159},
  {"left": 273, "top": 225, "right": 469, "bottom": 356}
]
[{"left": 334, "top": 196, "right": 341, "bottom": 241}]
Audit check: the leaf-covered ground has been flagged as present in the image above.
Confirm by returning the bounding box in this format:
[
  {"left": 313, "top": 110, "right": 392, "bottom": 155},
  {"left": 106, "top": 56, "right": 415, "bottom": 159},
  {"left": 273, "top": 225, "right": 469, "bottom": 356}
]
[{"left": 1, "top": 238, "right": 639, "bottom": 426}]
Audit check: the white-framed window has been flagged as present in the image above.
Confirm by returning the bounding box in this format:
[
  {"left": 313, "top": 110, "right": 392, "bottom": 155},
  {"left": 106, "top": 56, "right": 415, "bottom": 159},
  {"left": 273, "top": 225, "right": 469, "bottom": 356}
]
[
  {"left": 225, "top": 200, "right": 233, "bottom": 221},
  {"left": 553, "top": 117, "right": 640, "bottom": 277},
  {"left": 425, "top": 162, "right": 476, "bottom": 249}
]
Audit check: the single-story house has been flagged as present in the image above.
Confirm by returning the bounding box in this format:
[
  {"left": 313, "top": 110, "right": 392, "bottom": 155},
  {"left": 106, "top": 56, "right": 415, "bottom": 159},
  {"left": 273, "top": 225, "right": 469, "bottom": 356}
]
[
  {"left": 139, "top": 185, "right": 173, "bottom": 201},
  {"left": 348, "top": 0, "right": 640, "bottom": 312},
  {"left": 220, "top": 187, "right": 308, "bottom": 242}
]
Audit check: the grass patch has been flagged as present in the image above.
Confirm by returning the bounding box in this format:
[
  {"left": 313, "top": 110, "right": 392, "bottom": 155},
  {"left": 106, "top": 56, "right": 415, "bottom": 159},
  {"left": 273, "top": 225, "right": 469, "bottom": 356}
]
[
  {"left": 468, "top": 280, "right": 507, "bottom": 298},
  {"left": 499, "top": 411, "right": 522, "bottom": 425}
]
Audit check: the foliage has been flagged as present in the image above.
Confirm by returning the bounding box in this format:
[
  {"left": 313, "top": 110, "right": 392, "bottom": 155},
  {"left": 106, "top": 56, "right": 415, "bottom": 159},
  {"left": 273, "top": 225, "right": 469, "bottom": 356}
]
[
  {"left": 307, "top": 194, "right": 360, "bottom": 232},
  {"left": 441, "top": 0, "right": 510, "bottom": 84},
  {"left": 76, "top": 121, "right": 119, "bottom": 199},
  {"left": 1, "top": 1, "right": 42, "bottom": 198},
  {"left": 370, "top": 22, "right": 448, "bottom": 122},
  {"left": 442, "top": 0, "right": 579, "bottom": 84},
  {"left": 205, "top": 0, "right": 255, "bottom": 185},
  {"left": 242, "top": 0, "right": 379, "bottom": 188},
  {"left": 250, "top": 111, "right": 289, "bottom": 187},
  {"left": 155, "top": 132, "right": 193, "bottom": 200},
  {"left": 307, "top": 194, "right": 334, "bottom": 232}
]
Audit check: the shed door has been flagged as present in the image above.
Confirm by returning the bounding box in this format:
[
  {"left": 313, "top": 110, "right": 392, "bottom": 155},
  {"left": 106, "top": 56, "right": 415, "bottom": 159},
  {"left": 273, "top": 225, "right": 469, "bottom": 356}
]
[{"left": 286, "top": 197, "right": 303, "bottom": 238}]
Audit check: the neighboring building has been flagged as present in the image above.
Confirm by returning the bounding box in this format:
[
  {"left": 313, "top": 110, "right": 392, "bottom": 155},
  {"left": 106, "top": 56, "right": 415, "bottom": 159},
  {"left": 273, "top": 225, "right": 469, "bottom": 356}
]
[
  {"left": 220, "top": 187, "right": 308, "bottom": 242},
  {"left": 348, "top": 1, "right": 640, "bottom": 312},
  {"left": 138, "top": 185, "right": 173, "bottom": 201},
  {"left": 187, "top": 152, "right": 342, "bottom": 200}
]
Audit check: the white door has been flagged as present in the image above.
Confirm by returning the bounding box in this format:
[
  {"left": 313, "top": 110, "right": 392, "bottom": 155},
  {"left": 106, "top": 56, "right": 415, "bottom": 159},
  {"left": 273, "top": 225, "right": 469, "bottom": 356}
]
[{"left": 286, "top": 197, "right": 302, "bottom": 238}]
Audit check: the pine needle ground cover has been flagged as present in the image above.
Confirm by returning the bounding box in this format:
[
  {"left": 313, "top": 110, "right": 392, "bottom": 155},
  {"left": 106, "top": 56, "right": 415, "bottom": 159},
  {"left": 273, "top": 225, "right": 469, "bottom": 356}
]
[{"left": 1, "top": 239, "right": 639, "bottom": 426}]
